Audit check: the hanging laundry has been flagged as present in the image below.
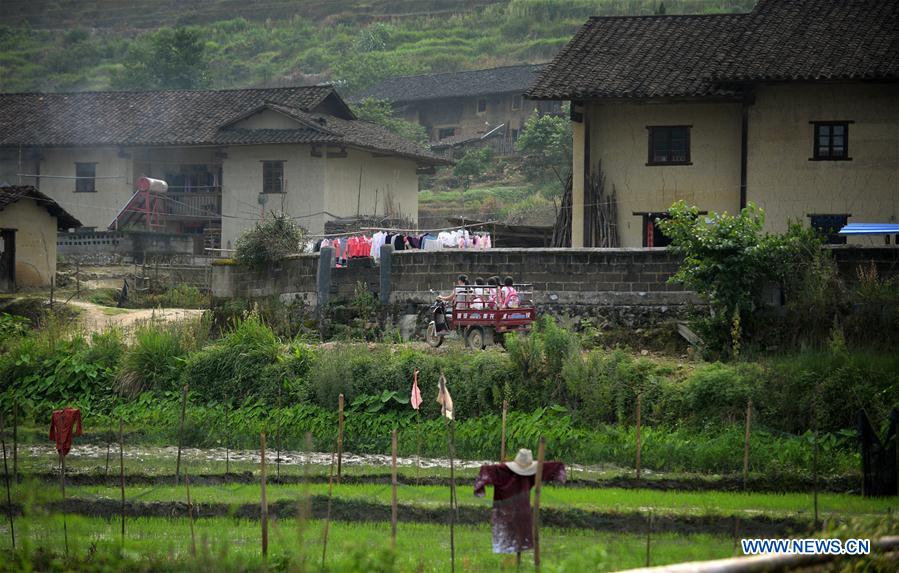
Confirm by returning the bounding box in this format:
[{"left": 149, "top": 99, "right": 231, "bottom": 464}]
[
  {"left": 474, "top": 449, "right": 566, "bottom": 554},
  {"left": 410, "top": 368, "right": 423, "bottom": 410},
  {"left": 435, "top": 373, "right": 454, "bottom": 420},
  {"left": 49, "top": 407, "right": 83, "bottom": 457}
]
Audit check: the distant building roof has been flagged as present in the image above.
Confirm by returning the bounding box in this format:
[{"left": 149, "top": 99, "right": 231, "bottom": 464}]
[
  {"left": 528, "top": 0, "right": 899, "bottom": 100},
  {"left": 0, "top": 185, "right": 81, "bottom": 229},
  {"left": 355, "top": 64, "right": 547, "bottom": 104},
  {"left": 0, "top": 86, "right": 447, "bottom": 165}
]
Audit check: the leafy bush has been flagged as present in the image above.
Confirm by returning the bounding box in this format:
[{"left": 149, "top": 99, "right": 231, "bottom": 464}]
[
  {"left": 351, "top": 97, "right": 428, "bottom": 145},
  {"left": 515, "top": 109, "right": 572, "bottom": 182},
  {"left": 234, "top": 212, "right": 307, "bottom": 270},
  {"left": 117, "top": 324, "right": 190, "bottom": 397}
]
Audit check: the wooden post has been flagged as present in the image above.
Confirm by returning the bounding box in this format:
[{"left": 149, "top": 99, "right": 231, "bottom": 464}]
[
  {"left": 276, "top": 390, "right": 282, "bottom": 480},
  {"left": 11, "top": 402, "right": 16, "bottom": 484},
  {"left": 391, "top": 429, "right": 398, "bottom": 549},
  {"left": 500, "top": 399, "right": 509, "bottom": 462},
  {"left": 185, "top": 468, "right": 196, "bottom": 557},
  {"left": 60, "top": 451, "right": 68, "bottom": 555},
  {"left": 260, "top": 432, "right": 268, "bottom": 559},
  {"left": 645, "top": 511, "right": 653, "bottom": 567},
  {"left": 119, "top": 419, "right": 125, "bottom": 547},
  {"left": 224, "top": 404, "right": 230, "bottom": 475},
  {"left": 743, "top": 398, "right": 752, "bottom": 490},
  {"left": 105, "top": 438, "right": 110, "bottom": 478},
  {"left": 337, "top": 394, "right": 345, "bottom": 483},
  {"left": 1, "top": 414, "right": 15, "bottom": 548},
  {"left": 321, "top": 450, "right": 336, "bottom": 570},
  {"left": 533, "top": 437, "right": 546, "bottom": 570},
  {"left": 444, "top": 402, "right": 457, "bottom": 573},
  {"left": 297, "top": 432, "right": 313, "bottom": 567},
  {"left": 635, "top": 394, "right": 642, "bottom": 481},
  {"left": 175, "top": 384, "right": 189, "bottom": 487},
  {"left": 813, "top": 430, "right": 819, "bottom": 529}
]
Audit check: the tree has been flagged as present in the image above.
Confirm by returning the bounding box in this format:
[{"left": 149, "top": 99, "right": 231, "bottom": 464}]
[
  {"left": 112, "top": 28, "right": 210, "bottom": 90},
  {"left": 330, "top": 51, "right": 425, "bottom": 96},
  {"left": 453, "top": 148, "right": 494, "bottom": 193},
  {"left": 351, "top": 97, "right": 428, "bottom": 145},
  {"left": 515, "top": 110, "right": 572, "bottom": 183}
]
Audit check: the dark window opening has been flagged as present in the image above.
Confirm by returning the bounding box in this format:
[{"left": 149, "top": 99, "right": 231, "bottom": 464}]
[
  {"left": 809, "top": 214, "right": 848, "bottom": 244},
  {"left": 477, "top": 98, "right": 487, "bottom": 113},
  {"left": 641, "top": 213, "right": 672, "bottom": 247},
  {"left": 511, "top": 95, "right": 522, "bottom": 111},
  {"left": 511, "top": 128, "right": 519, "bottom": 143},
  {"left": 165, "top": 165, "right": 216, "bottom": 193},
  {"left": 647, "top": 126, "right": 691, "bottom": 165},
  {"left": 262, "top": 161, "right": 284, "bottom": 194},
  {"left": 75, "top": 162, "right": 96, "bottom": 192},
  {"left": 438, "top": 127, "right": 456, "bottom": 140},
  {"left": 812, "top": 122, "right": 850, "bottom": 160}
]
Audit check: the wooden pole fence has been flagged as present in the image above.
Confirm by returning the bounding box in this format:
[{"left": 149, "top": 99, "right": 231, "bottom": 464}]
[
  {"left": 175, "top": 384, "right": 189, "bottom": 487},
  {"left": 500, "top": 399, "right": 508, "bottom": 462},
  {"left": 337, "top": 394, "right": 345, "bottom": 483},
  {"left": 391, "top": 428, "right": 398, "bottom": 549},
  {"left": 119, "top": 419, "right": 125, "bottom": 547},
  {"left": 533, "top": 437, "right": 546, "bottom": 571},
  {"left": 636, "top": 394, "right": 643, "bottom": 481},
  {"left": 260, "top": 432, "right": 268, "bottom": 559},
  {"left": 1, "top": 414, "right": 15, "bottom": 549},
  {"left": 743, "top": 399, "right": 752, "bottom": 490}
]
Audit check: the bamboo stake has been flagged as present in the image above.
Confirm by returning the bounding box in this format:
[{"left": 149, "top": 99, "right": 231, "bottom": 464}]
[
  {"left": 813, "top": 430, "right": 819, "bottom": 530},
  {"left": 645, "top": 511, "right": 653, "bottom": 567},
  {"left": 260, "top": 432, "right": 268, "bottom": 558},
  {"left": 500, "top": 399, "right": 508, "bottom": 462},
  {"left": 105, "top": 438, "right": 110, "bottom": 478},
  {"left": 276, "top": 388, "right": 282, "bottom": 479},
  {"left": 391, "top": 428, "right": 398, "bottom": 549},
  {"left": 175, "top": 384, "right": 189, "bottom": 487},
  {"left": 60, "top": 451, "right": 68, "bottom": 555},
  {"left": 743, "top": 398, "right": 752, "bottom": 490},
  {"left": 11, "top": 403, "right": 16, "bottom": 484},
  {"left": 635, "top": 394, "right": 642, "bottom": 481},
  {"left": 225, "top": 404, "right": 230, "bottom": 475},
  {"left": 298, "top": 432, "right": 312, "bottom": 568},
  {"left": 321, "top": 450, "right": 336, "bottom": 570},
  {"left": 533, "top": 437, "right": 546, "bottom": 570},
  {"left": 119, "top": 419, "right": 125, "bottom": 547},
  {"left": 444, "top": 401, "right": 456, "bottom": 573},
  {"left": 1, "top": 414, "right": 15, "bottom": 549},
  {"left": 185, "top": 468, "right": 196, "bottom": 557},
  {"left": 337, "top": 394, "right": 344, "bottom": 483}
]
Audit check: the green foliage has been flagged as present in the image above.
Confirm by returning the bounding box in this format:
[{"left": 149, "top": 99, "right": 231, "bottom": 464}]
[
  {"left": 452, "top": 148, "right": 494, "bottom": 191},
  {"left": 144, "top": 284, "right": 208, "bottom": 309},
  {"left": 351, "top": 97, "right": 428, "bottom": 145},
  {"left": 515, "top": 109, "right": 572, "bottom": 182},
  {"left": 0, "top": 312, "right": 30, "bottom": 349},
  {"left": 330, "top": 51, "right": 426, "bottom": 95},
  {"left": 117, "top": 324, "right": 190, "bottom": 397},
  {"left": 234, "top": 212, "right": 307, "bottom": 270},
  {"left": 111, "top": 28, "right": 210, "bottom": 90}
]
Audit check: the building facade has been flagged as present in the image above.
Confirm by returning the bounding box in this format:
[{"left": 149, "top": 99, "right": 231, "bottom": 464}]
[
  {"left": 356, "top": 64, "right": 562, "bottom": 155},
  {"left": 527, "top": 0, "right": 899, "bottom": 247},
  {"left": 0, "top": 87, "right": 446, "bottom": 250}
]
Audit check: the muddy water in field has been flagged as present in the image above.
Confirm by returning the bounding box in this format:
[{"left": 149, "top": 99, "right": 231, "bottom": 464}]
[{"left": 27, "top": 444, "right": 503, "bottom": 470}]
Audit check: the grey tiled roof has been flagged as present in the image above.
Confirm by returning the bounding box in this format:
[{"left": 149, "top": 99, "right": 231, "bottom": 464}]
[
  {"left": 0, "top": 86, "right": 447, "bottom": 164},
  {"left": 354, "top": 64, "right": 546, "bottom": 103},
  {"left": 528, "top": 0, "right": 899, "bottom": 100},
  {"left": 0, "top": 185, "right": 82, "bottom": 228}
]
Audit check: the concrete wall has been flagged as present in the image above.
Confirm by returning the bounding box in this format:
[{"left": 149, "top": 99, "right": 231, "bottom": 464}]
[
  {"left": 325, "top": 147, "right": 420, "bottom": 225},
  {"left": 0, "top": 198, "right": 59, "bottom": 287},
  {"left": 586, "top": 100, "right": 743, "bottom": 247},
  {"left": 57, "top": 230, "right": 197, "bottom": 264},
  {"left": 747, "top": 83, "right": 899, "bottom": 243},
  {"left": 211, "top": 254, "right": 320, "bottom": 303},
  {"left": 29, "top": 147, "right": 133, "bottom": 231}
]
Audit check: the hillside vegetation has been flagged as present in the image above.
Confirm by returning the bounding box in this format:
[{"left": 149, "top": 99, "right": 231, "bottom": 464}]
[{"left": 2, "top": 0, "right": 756, "bottom": 94}]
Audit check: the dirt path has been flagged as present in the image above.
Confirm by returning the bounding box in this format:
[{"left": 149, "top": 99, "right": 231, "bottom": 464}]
[{"left": 69, "top": 300, "right": 204, "bottom": 333}]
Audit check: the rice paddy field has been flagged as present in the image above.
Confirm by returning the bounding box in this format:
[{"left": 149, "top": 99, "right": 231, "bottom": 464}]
[{"left": 2, "top": 440, "right": 897, "bottom": 572}]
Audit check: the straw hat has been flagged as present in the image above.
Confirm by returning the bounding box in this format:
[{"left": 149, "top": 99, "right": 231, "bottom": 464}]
[{"left": 505, "top": 448, "right": 538, "bottom": 476}]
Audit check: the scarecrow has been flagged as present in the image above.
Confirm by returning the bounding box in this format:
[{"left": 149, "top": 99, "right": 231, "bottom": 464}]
[{"left": 474, "top": 448, "right": 565, "bottom": 554}]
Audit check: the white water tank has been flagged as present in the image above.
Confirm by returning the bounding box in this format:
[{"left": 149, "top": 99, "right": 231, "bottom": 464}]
[{"left": 136, "top": 176, "right": 168, "bottom": 192}]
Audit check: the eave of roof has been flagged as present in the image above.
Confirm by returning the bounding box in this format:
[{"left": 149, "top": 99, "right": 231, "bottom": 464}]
[{"left": 0, "top": 185, "right": 82, "bottom": 228}]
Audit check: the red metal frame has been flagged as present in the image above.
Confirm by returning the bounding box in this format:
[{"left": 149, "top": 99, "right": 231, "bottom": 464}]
[{"left": 448, "top": 285, "right": 536, "bottom": 333}]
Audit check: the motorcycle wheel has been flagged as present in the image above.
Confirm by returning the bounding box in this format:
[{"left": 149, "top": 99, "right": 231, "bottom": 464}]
[{"left": 426, "top": 321, "right": 444, "bottom": 348}]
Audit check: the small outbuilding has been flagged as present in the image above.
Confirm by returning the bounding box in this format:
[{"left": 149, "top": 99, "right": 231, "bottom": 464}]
[{"left": 0, "top": 185, "right": 81, "bottom": 290}]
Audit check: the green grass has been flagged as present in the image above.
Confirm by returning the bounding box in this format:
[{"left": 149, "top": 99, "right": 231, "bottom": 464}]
[
  {"left": 14, "top": 479, "right": 897, "bottom": 520},
  {"left": 5, "top": 514, "right": 738, "bottom": 572}
]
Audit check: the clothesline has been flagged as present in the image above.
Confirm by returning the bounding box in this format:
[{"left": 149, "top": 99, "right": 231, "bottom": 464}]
[{"left": 305, "top": 220, "right": 498, "bottom": 239}]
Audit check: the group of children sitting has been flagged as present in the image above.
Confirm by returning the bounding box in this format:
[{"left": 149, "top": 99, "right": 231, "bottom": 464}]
[{"left": 441, "top": 274, "right": 521, "bottom": 310}]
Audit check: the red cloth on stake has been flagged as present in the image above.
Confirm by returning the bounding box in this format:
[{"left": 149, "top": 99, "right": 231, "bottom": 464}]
[
  {"left": 473, "top": 462, "right": 566, "bottom": 554},
  {"left": 49, "top": 408, "right": 83, "bottom": 456}
]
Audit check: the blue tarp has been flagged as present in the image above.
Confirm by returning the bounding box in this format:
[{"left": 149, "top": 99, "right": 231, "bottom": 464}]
[{"left": 838, "top": 223, "right": 899, "bottom": 235}]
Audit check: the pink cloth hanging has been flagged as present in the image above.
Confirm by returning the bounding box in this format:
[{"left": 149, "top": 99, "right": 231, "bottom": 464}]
[{"left": 410, "top": 368, "right": 422, "bottom": 410}]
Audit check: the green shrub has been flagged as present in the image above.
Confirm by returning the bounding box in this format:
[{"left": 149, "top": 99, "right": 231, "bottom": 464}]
[
  {"left": 234, "top": 212, "right": 306, "bottom": 270},
  {"left": 683, "top": 362, "right": 762, "bottom": 427},
  {"left": 117, "top": 324, "right": 189, "bottom": 397}
]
